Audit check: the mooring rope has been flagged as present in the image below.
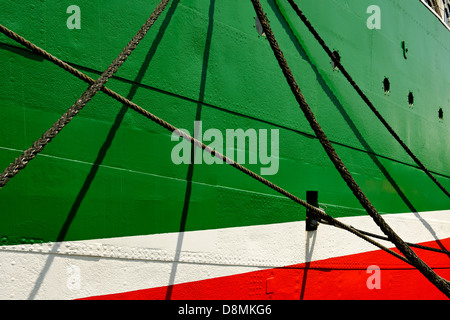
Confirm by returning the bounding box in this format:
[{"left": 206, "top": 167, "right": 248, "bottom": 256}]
[
  {"left": 285, "top": 0, "right": 450, "bottom": 198},
  {"left": 317, "top": 217, "right": 450, "bottom": 255},
  {"left": 354, "top": 228, "right": 450, "bottom": 255},
  {"left": 0, "top": 0, "right": 170, "bottom": 188},
  {"left": 0, "top": 23, "right": 411, "bottom": 265},
  {"left": 250, "top": 0, "right": 450, "bottom": 297}
]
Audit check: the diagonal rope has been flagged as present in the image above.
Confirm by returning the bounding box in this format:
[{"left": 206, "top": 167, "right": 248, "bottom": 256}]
[
  {"left": 0, "top": 24, "right": 169, "bottom": 138},
  {"left": 286, "top": 0, "right": 450, "bottom": 198},
  {"left": 0, "top": 0, "right": 170, "bottom": 188},
  {"left": 352, "top": 228, "right": 450, "bottom": 255},
  {"left": 317, "top": 217, "right": 450, "bottom": 255},
  {"left": 250, "top": 0, "right": 450, "bottom": 297},
  {"left": 0, "top": 23, "right": 412, "bottom": 265}
]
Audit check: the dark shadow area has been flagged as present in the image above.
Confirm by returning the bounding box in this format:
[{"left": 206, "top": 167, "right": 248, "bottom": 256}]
[
  {"left": 165, "top": 0, "right": 216, "bottom": 300},
  {"left": 0, "top": 42, "right": 44, "bottom": 61},
  {"left": 268, "top": 2, "right": 416, "bottom": 211},
  {"left": 28, "top": 1, "right": 180, "bottom": 299}
]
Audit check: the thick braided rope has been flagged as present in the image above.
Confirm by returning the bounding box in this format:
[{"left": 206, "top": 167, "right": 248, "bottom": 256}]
[
  {"left": 0, "top": 0, "right": 170, "bottom": 188},
  {"left": 251, "top": 0, "right": 450, "bottom": 297},
  {"left": 350, "top": 228, "right": 450, "bottom": 255},
  {"left": 0, "top": 24, "right": 410, "bottom": 264},
  {"left": 286, "top": 0, "right": 450, "bottom": 198}
]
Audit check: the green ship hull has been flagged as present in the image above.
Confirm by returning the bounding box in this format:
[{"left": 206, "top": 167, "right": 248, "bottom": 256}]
[{"left": 0, "top": 0, "right": 449, "bottom": 300}]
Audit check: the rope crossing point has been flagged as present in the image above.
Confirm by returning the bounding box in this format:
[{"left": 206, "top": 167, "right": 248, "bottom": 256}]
[
  {"left": 250, "top": 0, "right": 450, "bottom": 297},
  {"left": 353, "top": 228, "right": 450, "bottom": 255},
  {"left": 0, "top": 0, "right": 448, "bottom": 298},
  {"left": 0, "top": 19, "right": 412, "bottom": 264},
  {"left": 286, "top": 0, "right": 450, "bottom": 199},
  {"left": 0, "top": 23, "right": 409, "bottom": 265},
  {"left": 0, "top": 0, "right": 170, "bottom": 188}
]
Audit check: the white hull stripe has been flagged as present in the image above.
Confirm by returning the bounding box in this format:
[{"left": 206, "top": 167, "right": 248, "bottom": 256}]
[{"left": 1, "top": 210, "right": 450, "bottom": 299}]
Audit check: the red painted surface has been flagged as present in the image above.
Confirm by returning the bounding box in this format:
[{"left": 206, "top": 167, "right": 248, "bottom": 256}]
[{"left": 82, "top": 238, "right": 450, "bottom": 300}]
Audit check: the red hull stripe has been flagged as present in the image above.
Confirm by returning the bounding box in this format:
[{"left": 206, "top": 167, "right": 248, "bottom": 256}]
[{"left": 81, "top": 237, "right": 450, "bottom": 300}]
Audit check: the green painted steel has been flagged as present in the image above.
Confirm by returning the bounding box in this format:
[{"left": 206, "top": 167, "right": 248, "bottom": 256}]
[{"left": 0, "top": 0, "right": 449, "bottom": 245}]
